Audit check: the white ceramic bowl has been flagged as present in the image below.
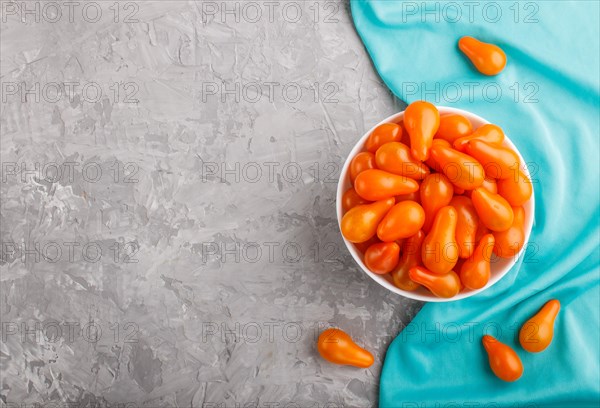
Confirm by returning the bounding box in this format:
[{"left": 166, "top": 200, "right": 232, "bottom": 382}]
[{"left": 336, "top": 106, "right": 535, "bottom": 302}]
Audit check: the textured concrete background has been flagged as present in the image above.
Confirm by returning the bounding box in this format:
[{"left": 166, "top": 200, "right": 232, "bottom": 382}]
[{"left": 0, "top": 1, "right": 421, "bottom": 405}]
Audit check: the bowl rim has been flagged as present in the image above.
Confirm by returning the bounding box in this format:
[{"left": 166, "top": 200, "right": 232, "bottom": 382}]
[{"left": 336, "top": 106, "right": 536, "bottom": 302}]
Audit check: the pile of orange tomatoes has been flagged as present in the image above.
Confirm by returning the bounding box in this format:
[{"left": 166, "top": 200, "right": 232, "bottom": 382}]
[{"left": 341, "top": 101, "right": 533, "bottom": 298}]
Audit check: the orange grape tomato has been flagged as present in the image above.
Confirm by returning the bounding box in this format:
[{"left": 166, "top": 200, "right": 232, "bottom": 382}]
[
  {"left": 453, "top": 124, "right": 505, "bottom": 151},
  {"left": 497, "top": 169, "right": 532, "bottom": 206},
  {"left": 454, "top": 257, "right": 466, "bottom": 275},
  {"left": 464, "top": 176, "right": 497, "bottom": 198},
  {"left": 364, "top": 241, "right": 401, "bottom": 274},
  {"left": 395, "top": 238, "right": 406, "bottom": 249},
  {"left": 464, "top": 139, "right": 520, "bottom": 179},
  {"left": 424, "top": 139, "right": 450, "bottom": 172},
  {"left": 493, "top": 206, "right": 526, "bottom": 258},
  {"left": 365, "top": 123, "right": 403, "bottom": 153},
  {"left": 404, "top": 101, "right": 440, "bottom": 161},
  {"left": 450, "top": 196, "right": 479, "bottom": 259},
  {"left": 377, "top": 200, "right": 425, "bottom": 242},
  {"left": 422, "top": 206, "right": 459, "bottom": 274},
  {"left": 349, "top": 152, "right": 377, "bottom": 184},
  {"left": 519, "top": 299, "right": 560, "bottom": 353},
  {"left": 430, "top": 142, "right": 485, "bottom": 190},
  {"left": 409, "top": 266, "right": 461, "bottom": 298},
  {"left": 474, "top": 217, "right": 491, "bottom": 244},
  {"left": 317, "top": 328, "right": 374, "bottom": 368},
  {"left": 375, "top": 142, "right": 430, "bottom": 180},
  {"left": 396, "top": 186, "right": 421, "bottom": 204},
  {"left": 420, "top": 173, "right": 454, "bottom": 232},
  {"left": 459, "top": 36, "right": 507, "bottom": 76},
  {"left": 459, "top": 233, "right": 494, "bottom": 290},
  {"left": 354, "top": 235, "right": 381, "bottom": 254},
  {"left": 398, "top": 121, "right": 411, "bottom": 145},
  {"left": 341, "top": 198, "right": 395, "bottom": 243},
  {"left": 471, "top": 187, "right": 514, "bottom": 232},
  {"left": 392, "top": 230, "right": 425, "bottom": 291},
  {"left": 342, "top": 188, "right": 370, "bottom": 213},
  {"left": 482, "top": 176, "right": 498, "bottom": 194},
  {"left": 355, "top": 169, "right": 419, "bottom": 201},
  {"left": 436, "top": 113, "right": 473, "bottom": 143},
  {"left": 482, "top": 335, "right": 523, "bottom": 382}
]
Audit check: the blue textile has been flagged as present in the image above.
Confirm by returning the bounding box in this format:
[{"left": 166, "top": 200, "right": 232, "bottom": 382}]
[{"left": 350, "top": 1, "right": 600, "bottom": 406}]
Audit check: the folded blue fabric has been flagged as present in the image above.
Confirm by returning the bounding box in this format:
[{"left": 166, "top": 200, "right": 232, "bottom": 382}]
[{"left": 350, "top": 1, "right": 600, "bottom": 406}]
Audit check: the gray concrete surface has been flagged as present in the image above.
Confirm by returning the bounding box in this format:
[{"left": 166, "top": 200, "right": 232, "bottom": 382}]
[{"left": 0, "top": 1, "right": 422, "bottom": 406}]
